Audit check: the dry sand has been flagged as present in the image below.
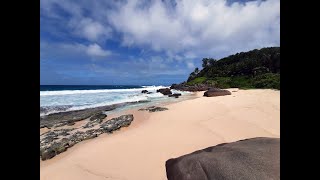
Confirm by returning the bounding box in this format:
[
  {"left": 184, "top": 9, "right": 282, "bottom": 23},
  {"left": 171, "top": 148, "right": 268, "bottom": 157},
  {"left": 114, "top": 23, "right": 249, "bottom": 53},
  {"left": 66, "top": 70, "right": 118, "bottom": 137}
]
[{"left": 40, "top": 88, "right": 280, "bottom": 180}]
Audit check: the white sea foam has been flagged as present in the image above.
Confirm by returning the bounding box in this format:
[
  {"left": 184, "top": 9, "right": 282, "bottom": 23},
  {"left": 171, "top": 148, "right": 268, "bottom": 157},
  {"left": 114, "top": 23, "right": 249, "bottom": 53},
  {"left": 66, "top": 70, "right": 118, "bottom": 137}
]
[
  {"left": 68, "top": 95, "right": 148, "bottom": 110},
  {"left": 40, "top": 86, "right": 191, "bottom": 116},
  {"left": 40, "top": 86, "right": 168, "bottom": 96}
]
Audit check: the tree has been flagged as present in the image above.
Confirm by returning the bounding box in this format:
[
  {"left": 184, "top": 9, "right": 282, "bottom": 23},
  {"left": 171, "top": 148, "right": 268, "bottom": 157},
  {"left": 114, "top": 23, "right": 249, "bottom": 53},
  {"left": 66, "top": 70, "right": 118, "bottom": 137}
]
[
  {"left": 209, "top": 59, "right": 217, "bottom": 66},
  {"left": 202, "top": 58, "right": 209, "bottom": 68},
  {"left": 194, "top": 67, "right": 199, "bottom": 74},
  {"left": 202, "top": 58, "right": 217, "bottom": 68}
]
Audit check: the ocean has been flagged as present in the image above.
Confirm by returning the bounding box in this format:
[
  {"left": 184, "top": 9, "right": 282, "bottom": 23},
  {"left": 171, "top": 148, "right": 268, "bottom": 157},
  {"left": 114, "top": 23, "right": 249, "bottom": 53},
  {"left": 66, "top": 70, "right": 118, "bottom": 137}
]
[{"left": 40, "top": 85, "right": 191, "bottom": 116}]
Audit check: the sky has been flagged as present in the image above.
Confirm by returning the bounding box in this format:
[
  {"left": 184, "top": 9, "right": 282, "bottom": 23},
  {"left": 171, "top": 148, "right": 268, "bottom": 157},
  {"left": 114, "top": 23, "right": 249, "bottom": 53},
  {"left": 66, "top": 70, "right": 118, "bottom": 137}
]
[{"left": 40, "top": 0, "right": 280, "bottom": 85}]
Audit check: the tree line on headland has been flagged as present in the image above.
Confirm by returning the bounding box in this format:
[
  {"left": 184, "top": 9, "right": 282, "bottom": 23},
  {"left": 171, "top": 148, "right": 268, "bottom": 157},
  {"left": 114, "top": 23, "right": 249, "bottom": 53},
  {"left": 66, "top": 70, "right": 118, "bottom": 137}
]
[{"left": 183, "top": 47, "right": 280, "bottom": 90}]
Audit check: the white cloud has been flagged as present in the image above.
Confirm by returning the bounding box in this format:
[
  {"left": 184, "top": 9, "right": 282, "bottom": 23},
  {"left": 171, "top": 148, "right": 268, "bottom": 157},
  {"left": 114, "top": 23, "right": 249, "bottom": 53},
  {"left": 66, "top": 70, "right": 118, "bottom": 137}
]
[
  {"left": 41, "top": 41, "right": 111, "bottom": 58},
  {"left": 184, "top": 52, "right": 197, "bottom": 59},
  {"left": 41, "top": 0, "right": 112, "bottom": 42},
  {"left": 86, "top": 43, "right": 111, "bottom": 57},
  {"left": 69, "top": 18, "right": 112, "bottom": 41},
  {"left": 186, "top": 62, "right": 195, "bottom": 69},
  {"left": 108, "top": 0, "right": 280, "bottom": 58},
  {"left": 41, "top": 0, "right": 280, "bottom": 59}
]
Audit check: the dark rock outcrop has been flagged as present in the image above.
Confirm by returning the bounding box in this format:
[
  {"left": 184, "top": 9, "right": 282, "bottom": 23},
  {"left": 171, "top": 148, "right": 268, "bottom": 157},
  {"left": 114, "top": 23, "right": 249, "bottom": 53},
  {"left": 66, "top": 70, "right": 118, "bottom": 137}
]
[
  {"left": 168, "top": 93, "right": 181, "bottom": 98},
  {"left": 53, "top": 122, "right": 69, "bottom": 128},
  {"left": 67, "top": 122, "right": 76, "bottom": 126},
  {"left": 40, "top": 101, "right": 148, "bottom": 128},
  {"left": 204, "top": 88, "right": 231, "bottom": 97},
  {"left": 41, "top": 141, "right": 69, "bottom": 160},
  {"left": 165, "top": 137, "right": 280, "bottom": 180},
  {"left": 141, "top": 90, "right": 148, "bottom": 93},
  {"left": 157, "top": 88, "right": 172, "bottom": 95},
  {"left": 100, "top": 114, "right": 134, "bottom": 133},
  {"left": 170, "top": 83, "right": 212, "bottom": 92},
  {"left": 40, "top": 114, "right": 134, "bottom": 160},
  {"left": 89, "top": 112, "right": 107, "bottom": 121},
  {"left": 138, "top": 106, "right": 168, "bottom": 112},
  {"left": 40, "top": 105, "right": 117, "bottom": 128},
  {"left": 83, "top": 118, "right": 103, "bottom": 128}
]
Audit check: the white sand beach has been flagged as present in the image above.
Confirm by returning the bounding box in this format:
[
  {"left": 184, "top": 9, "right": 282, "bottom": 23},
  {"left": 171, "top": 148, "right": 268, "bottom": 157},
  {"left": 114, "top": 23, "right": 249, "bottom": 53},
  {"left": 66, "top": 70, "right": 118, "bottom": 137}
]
[{"left": 40, "top": 89, "right": 280, "bottom": 180}]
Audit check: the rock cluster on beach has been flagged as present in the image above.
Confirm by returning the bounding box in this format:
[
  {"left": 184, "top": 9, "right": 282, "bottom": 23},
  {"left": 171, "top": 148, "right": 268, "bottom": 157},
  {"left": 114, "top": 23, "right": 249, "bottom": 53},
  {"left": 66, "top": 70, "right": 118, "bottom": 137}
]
[
  {"left": 40, "top": 114, "right": 134, "bottom": 161},
  {"left": 170, "top": 83, "right": 212, "bottom": 92},
  {"left": 40, "top": 105, "right": 117, "bottom": 129},
  {"left": 157, "top": 88, "right": 172, "bottom": 95},
  {"left": 168, "top": 93, "right": 181, "bottom": 98},
  {"left": 166, "top": 137, "right": 280, "bottom": 180},
  {"left": 100, "top": 115, "right": 133, "bottom": 132},
  {"left": 40, "top": 101, "right": 149, "bottom": 128},
  {"left": 139, "top": 106, "right": 169, "bottom": 112},
  {"left": 204, "top": 88, "right": 231, "bottom": 97},
  {"left": 89, "top": 112, "right": 107, "bottom": 121}
]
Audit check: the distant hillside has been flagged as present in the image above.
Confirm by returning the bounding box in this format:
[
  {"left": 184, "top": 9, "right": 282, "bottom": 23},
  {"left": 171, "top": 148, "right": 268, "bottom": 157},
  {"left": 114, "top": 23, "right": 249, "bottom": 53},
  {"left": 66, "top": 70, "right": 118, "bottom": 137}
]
[{"left": 185, "top": 47, "right": 280, "bottom": 90}]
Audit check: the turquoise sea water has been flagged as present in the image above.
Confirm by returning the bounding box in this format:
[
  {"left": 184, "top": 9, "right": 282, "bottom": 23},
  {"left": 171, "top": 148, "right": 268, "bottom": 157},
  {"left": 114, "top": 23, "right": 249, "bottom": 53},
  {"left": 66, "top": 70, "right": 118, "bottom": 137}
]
[{"left": 40, "top": 85, "right": 191, "bottom": 116}]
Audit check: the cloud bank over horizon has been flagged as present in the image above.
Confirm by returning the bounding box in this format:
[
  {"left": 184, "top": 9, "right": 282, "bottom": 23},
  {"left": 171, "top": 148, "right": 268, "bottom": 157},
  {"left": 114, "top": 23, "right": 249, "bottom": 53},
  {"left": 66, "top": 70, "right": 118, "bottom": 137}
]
[{"left": 40, "top": 0, "right": 280, "bottom": 85}]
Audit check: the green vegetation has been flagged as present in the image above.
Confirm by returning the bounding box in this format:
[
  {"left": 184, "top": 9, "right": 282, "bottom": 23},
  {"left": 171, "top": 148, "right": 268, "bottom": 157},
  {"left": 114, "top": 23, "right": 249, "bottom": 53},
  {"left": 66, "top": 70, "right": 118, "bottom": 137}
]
[
  {"left": 253, "top": 73, "right": 280, "bottom": 90},
  {"left": 186, "top": 77, "right": 207, "bottom": 85},
  {"left": 186, "top": 47, "right": 280, "bottom": 90}
]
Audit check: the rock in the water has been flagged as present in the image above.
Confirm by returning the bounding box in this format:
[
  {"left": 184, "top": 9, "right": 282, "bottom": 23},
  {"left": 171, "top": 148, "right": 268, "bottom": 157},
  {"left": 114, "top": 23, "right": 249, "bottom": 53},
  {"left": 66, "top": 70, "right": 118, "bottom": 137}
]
[
  {"left": 147, "top": 92, "right": 152, "bottom": 94},
  {"left": 204, "top": 88, "right": 231, "bottom": 97},
  {"left": 141, "top": 90, "right": 148, "bottom": 93},
  {"left": 165, "top": 137, "right": 280, "bottom": 180},
  {"left": 138, "top": 106, "right": 168, "bottom": 112},
  {"left": 168, "top": 93, "right": 182, "bottom": 98},
  {"left": 100, "top": 114, "right": 134, "bottom": 133},
  {"left": 157, "top": 88, "right": 172, "bottom": 95}
]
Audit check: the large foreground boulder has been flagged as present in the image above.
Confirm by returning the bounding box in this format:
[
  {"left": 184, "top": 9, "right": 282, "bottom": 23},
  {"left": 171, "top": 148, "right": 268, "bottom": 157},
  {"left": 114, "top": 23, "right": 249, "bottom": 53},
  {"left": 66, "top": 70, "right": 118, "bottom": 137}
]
[
  {"left": 166, "top": 137, "right": 280, "bottom": 180},
  {"left": 157, "top": 88, "right": 172, "bottom": 95},
  {"left": 204, "top": 88, "right": 231, "bottom": 97}
]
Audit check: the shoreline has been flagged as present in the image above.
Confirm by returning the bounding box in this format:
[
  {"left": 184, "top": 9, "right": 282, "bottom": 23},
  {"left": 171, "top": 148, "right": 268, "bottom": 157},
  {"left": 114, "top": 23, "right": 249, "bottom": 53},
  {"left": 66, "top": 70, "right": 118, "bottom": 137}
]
[
  {"left": 40, "top": 91, "right": 196, "bottom": 130},
  {"left": 40, "top": 92, "right": 199, "bottom": 160},
  {"left": 40, "top": 88, "right": 279, "bottom": 180}
]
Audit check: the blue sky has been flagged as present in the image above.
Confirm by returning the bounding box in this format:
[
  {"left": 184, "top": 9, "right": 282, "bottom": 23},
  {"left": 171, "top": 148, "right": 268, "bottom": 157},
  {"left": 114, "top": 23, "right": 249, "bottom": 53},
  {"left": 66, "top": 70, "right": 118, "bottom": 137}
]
[{"left": 40, "top": 0, "right": 280, "bottom": 85}]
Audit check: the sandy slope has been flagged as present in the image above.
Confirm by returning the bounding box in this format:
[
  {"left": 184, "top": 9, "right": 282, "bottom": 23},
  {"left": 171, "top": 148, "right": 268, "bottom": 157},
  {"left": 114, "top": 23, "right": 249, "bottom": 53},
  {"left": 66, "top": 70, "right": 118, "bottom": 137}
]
[{"left": 40, "top": 89, "right": 280, "bottom": 180}]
